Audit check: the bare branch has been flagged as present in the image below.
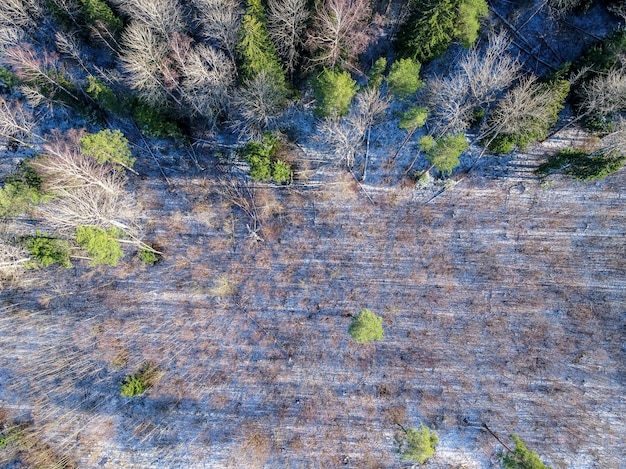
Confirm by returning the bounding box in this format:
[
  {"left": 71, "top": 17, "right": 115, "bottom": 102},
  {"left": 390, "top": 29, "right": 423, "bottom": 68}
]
[{"left": 267, "top": 0, "right": 309, "bottom": 74}]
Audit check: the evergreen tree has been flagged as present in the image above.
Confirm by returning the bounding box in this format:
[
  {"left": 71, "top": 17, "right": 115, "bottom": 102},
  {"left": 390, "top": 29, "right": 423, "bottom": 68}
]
[
  {"left": 420, "top": 133, "right": 468, "bottom": 176},
  {"left": 348, "top": 308, "right": 383, "bottom": 343},
  {"left": 387, "top": 58, "right": 424, "bottom": 99},
  {"left": 313, "top": 68, "right": 358, "bottom": 118},
  {"left": 75, "top": 226, "right": 124, "bottom": 266},
  {"left": 238, "top": 0, "right": 287, "bottom": 88},
  {"left": 396, "top": 424, "right": 439, "bottom": 464},
  {"left": 500, "top": 434, "right": 552, "bottom": 469},
  {"left": 80, "top": 129, "right": 135, "bottom": 172}
]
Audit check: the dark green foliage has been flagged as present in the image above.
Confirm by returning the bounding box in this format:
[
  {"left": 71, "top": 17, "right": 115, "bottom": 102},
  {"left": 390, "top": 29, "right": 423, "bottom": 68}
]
[
  {"left": 313, "top": 68, "right": 358, "bottom": 118},
  {"left": 348, "top": 308, "right": 383, "bottom": 343},
  {"left": 242, "top": 133, "right": 291, "bottom": 183},
  {"left": 0, "top": 161, "right": 44, "bottom": 218},
  {"left": 238, "top": 0, "right": 287, "bottom": 94},
  {"left": 538, "top": 148, "right": 626, "bottom": 181},
  {"left": 139, "top": 248, "right": 159, "bottom": 265},
  {"left": 420, "top": 133, "right": 468, "bottom": 176},
  {"left": 396, "top": 0, "right": 487, "bottom": 62},
  {"left": 399, "top": 106, "right": 429, "bottom": 131},
  {"left": 500, "top": 434, "right": 551, "bottom": 469},
  {"left": 387, "top": 58, "right": 423, "bottom": 99},
  {"left": 396, "top": 424, "right": 439, "bottom": 464},
  {"left": 133, "top": 100, "right": 183, "bottom": 139},
  {"left": 75, "top": 226, "right": 124, "bottom": 266},
  {"left": 0, "top": 67, "right": 20, "bottom": 91},
  {"left": 80, "top": 129, "right": 135, "bottom": 171},
  {"left": 79, "top": 0, "right": 123, "bottom": 32},
  {"left": 86, "top": 75, "right": 124, "bottom": 114},
  {"left": 25, "top": 232, "right": 72, "bottom": 268},
  {"left": 572, "top": 27, "right": 626, "bottom": 78}
]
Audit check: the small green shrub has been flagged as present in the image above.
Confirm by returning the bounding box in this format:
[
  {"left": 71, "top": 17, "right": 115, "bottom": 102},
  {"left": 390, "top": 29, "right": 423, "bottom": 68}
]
[
  {"left": 80, "top": 129, "right": 135, "bottom": 171},
  {"left": 80, "top": 0, "right": 123, "bottom": 32},
  {"left": 25, "top": 232, "right": 72, "bottom": 268},
  {"left": 348, "top": 308, "right": 383, "bottom": 343},
  {"left": 396, "top": 424, "right": 439, "bottom": 464},
  {"left": 499, "top": 434, "right": 551, "bottom": 469},
  {"left": 388, "top": 58, "right": 423, "bottom": 99},
  {"left": 139, "top": 248, "right": 159, "bottom": 265},
  {"left": 75, "top": 226, "right": 124, "bottom": 266},
  {"left": 133, "top": 100, "right": 183, "bottom": 139},
  {"left": 242, "top": 133, "right": 291, "bottom": 183},
  {"left": 368, "top": 57, "right": 387, "bottom": 89},
  {"left": 0, "top": 428, "right": 21, "bottom": 448},
  {"left": 420, "top": 133, "right": 468, "bottom": 176},
  {"left": 313, "top": 68, "right": 358, "bottom": 118},
  {"left": 399, "top": 106, "right": 429, "bottom": 131},
  {"left": 120, "top": 364, "right": 160, "bottom": 397},
  {"left": 120, "top": 374, "right": 146, "bottom": 397}
]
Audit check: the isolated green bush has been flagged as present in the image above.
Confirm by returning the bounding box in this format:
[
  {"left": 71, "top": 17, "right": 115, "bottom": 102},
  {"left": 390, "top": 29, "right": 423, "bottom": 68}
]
[
  {"left": 139, "top": 248, "right": 159, "bottom": 265},
  {"left": 313, "top": 68, "right": 358, "bottom": 118},
  {"left": 25, "top": 233, "right": 72, "bottom": 268},
  {"left": 499, "top": 434, "right": 551, "bottom": 469},
  {"left": 420, "top": 133, "right": 468, "bottom": 176},
  {"left": 242, "top": 133, "right": 291, "bottom": 183},
  {"left": 396, "top": 424, "right": 439, "bottom": 464},
  {"left": 75, "top": 226, "right": 124, "bottom": 266},
  {"left": 81, "top": 129, "right": 135, "bottom": 171},
  {"left": 120, "top": 374, "right": 146, "bottom": 397},
  {"left": 120, "top": 364, "right": 160, "bottom": 397},
  {"left": 399, "top": 106, "right": 429, "bottom": 131},
  {"left": 388, "top": 58, "right": 423, "bottom": 99},
  {"left": 538, "top": 148, "right": 626, "bottom": 181},
  {"left": 349, "top": 308, "right": 383, "bottom": 343}
]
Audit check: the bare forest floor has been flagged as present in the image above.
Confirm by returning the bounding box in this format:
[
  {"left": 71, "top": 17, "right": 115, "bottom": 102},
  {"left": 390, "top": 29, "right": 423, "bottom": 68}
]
[{"left": 1, "top": 126, "right": 625, "bottom": 468}]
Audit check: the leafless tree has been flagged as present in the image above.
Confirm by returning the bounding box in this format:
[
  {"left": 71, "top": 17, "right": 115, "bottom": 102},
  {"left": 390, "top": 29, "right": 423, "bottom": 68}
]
[
  {"left": 218, "top": 177, "right": 263, "bottom": 242},
  {"left": 192, "top": 0, "right": 242, "bottom": 61},
  {"left": 316, "top": 86, "right": 389, "bottom": 171},
  {"left": 267, "top": 0, "right": 309, "bottom": 75},
  {"left": 168, "top": 33, "right": 235, "bottom": 123},
  {"left": 600, "top": 117, "right": 626, "bottom": 156},
  {"left": 119, "top": 22, "right": 170, "bottom": 106},
  {"left": 232, "top": 70, "right": 287, "bottom": 137},
  {"left": 483, "top": 75, "right": 562, "bottom": 141},
  {"left": 111, "top": 0, "right": 186, "bottom": 38},
  {"left": 580, "top": 68, "right": 626, "bottom": 121},
  {"left": 427, "top": 31, "right": 521, "bottom": 136},
  {"left": 608, "top": 2, "right": 626, "bottom": 21},
  {"left": 0, "top": 236, "right": 28, "bottom": 284},
  {"left": 0, "top": 97, "right": 40, "bottom": 148},
  {"left": 0, "top": 0, "right": 40, "bottom": 30},
  {"left": 1, "top": 43, "right": 80, "bottom": 102},
  {"left": 305, "top": 0, "right": 373, "bottom": 70},
  {"left": 458, "top": 31, "right": 521, "bottom": 106}
]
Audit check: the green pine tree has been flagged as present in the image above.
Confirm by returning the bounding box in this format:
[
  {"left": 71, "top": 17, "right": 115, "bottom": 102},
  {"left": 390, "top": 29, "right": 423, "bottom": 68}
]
[
  {"left": 500, "top": 434, "right": 552, "bottom": 469},
  {"left": 348, "top": 308, "right": 383, "bottom": 343},
  {"left": 313, "top": 68, "right": 358, "bottom": 118},
  {"left": 80, "top": 129, "right": 135, "bottom": 172}
]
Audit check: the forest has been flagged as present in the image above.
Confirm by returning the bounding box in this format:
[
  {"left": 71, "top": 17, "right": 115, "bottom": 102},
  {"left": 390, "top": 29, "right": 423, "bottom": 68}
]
[{"left": 0, "top": 0, "right": 625, "bottom": 467}]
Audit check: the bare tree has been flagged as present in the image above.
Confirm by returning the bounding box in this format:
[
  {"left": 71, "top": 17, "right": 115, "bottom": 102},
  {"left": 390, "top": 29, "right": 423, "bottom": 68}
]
[
  {"left": 600, "top": 117, "right": 626, "bottom": 156},
  {"left": 192, "top": 0, "right": 242, "bottom": 61},
  {"left": 119, "top": 22, "right": 171, "bottom": 107},
  {"left": 111, "top": 0, "right": 186, "bottom": 38},
  {"left": 0, "top": 97, "right": 40, "bottom": 148},
  {"left": 305, "top": 0, "right": 373, "bottom": 70},
  {"left": 1, "top": 43, "right": 80, "bottom": 102},
  {"left": 484, "top": 75, "right": 563, "bottom": 141},
  {"left": 427, "top": 31, "right": 521, "bottom": 136},
  {"left": 232, "top": 70, "right": 287, "bottom": 137},
  {"left": 267, "top": 0, "right": 309, "bottom": 75},
  {"left": 0, "top": 0, "right": 40, "bottom": 30},
  {"left": 0, "top": 236, "right": 29, "bottom": 284},
  {"left": 580, "top": 68, "right": 626, "bottom": 121},
  {"left": 458, "top": 31, "right": 521, "bottom": 106}
]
